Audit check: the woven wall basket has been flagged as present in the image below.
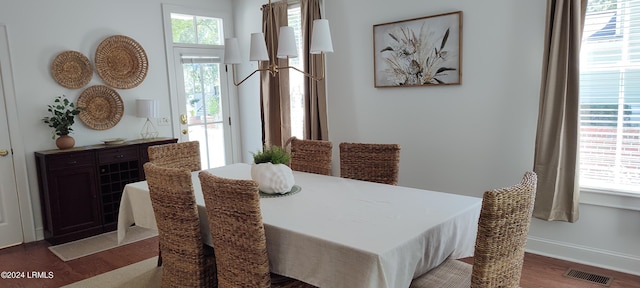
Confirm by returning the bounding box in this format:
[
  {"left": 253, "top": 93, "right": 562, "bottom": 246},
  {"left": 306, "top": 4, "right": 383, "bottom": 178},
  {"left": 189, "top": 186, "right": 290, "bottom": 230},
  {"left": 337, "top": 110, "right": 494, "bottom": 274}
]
[
  {"left": 77, "top": 85, "right": 124, "bottom": 130},
  {"left": 51, "top": 50, "right": 93, "bottom": 89},
  {"left": 95, "top": 35, "right": 148, "bottom": 89}
]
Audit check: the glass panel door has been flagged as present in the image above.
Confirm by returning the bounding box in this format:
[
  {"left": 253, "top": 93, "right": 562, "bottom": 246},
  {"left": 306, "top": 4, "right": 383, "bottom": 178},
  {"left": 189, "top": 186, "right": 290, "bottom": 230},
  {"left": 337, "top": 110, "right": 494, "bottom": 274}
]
[{"left": 174, "top": 48, "right": 232, "bottom": 169}]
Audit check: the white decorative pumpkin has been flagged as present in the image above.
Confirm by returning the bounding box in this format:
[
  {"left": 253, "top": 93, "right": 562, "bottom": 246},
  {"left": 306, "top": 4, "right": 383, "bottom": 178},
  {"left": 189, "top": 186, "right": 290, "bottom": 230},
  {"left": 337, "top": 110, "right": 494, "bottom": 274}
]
[{"left": 251, "top": 163, "right": 295, "bottom": 194}]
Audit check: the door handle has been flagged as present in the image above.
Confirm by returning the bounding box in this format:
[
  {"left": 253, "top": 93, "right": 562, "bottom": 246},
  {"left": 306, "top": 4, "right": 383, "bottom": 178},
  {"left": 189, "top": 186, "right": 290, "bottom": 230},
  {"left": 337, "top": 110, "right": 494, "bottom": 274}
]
[
  {"left": 182, "top": 129, "right": 188, "bottom": 135},
  {"left": 180, "top": 114, "right": 188, "bottom": 125},
  {"left": 0, "top": 149, "right": 8, "bottom": 157}
]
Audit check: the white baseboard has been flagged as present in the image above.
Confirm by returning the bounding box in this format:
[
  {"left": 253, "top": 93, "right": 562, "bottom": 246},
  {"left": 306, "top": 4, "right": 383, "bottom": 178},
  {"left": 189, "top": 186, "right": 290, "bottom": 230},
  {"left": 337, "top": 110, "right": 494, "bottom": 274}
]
[
  {"left": 34, "top": 227, "right": 44, "bottom": 241},
  {"left": 526, "top": 236, "right": 640, "bottom": 277}
]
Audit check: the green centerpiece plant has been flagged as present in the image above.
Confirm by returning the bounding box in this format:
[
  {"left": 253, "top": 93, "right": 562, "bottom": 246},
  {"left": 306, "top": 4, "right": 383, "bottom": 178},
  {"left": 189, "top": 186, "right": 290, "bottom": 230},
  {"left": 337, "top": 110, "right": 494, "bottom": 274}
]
[
  {"left": 251, "top": 145, "right": 292, "bottom": 165},
  {"left": 250, "top": 145, "right": 295, "bottom": 194}
]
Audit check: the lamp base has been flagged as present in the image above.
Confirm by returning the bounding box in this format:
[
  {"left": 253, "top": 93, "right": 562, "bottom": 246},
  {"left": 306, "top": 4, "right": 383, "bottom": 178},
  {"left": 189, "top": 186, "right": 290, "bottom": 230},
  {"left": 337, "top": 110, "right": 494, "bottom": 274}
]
[{"left": 140, "top": 118, "right": 159, "bottom": 139}]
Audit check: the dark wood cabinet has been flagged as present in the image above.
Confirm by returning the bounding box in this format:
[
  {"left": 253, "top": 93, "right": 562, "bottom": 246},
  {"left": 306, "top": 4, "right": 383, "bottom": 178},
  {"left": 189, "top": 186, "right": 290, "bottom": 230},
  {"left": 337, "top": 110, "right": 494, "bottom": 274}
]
[
  {"left": 35, "top": 138, "right": 177, "bottom": 244},
  {"left": 37, "top": 151, "right": 102, "bottom": 244}
]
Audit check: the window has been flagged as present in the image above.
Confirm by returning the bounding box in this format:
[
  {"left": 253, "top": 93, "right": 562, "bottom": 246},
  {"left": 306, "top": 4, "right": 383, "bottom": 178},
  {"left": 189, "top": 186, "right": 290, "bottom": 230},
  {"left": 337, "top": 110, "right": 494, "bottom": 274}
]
[
  {"left": 288, "top": 4, "right": 304, "bottom": 139},
  {"left": 170, "top": 13, "right": 224, "bottom": 45},
  {"left": 580, "top": 0, "right": 640, "bottom": 194}
]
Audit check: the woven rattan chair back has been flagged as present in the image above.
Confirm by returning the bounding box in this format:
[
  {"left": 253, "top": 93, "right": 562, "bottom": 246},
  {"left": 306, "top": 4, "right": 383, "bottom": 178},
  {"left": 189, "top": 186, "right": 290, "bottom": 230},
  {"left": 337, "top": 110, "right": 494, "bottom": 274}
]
[
  {"left": 148, "top": 140, "right": 201, "bottom": 172},
  {"left": 339, "top": 142, "right": 401, "bottom": 185},
  {"left": 199, "top": 171, "right": 271, "bottom": 288},
  {"left": 285, "top": 137, "right": 333, "bottom": 176},
  {"left": 410, "top": 171, "right": 537, "bottom": 288},
  {"left": 143, "top": 162, "right": 217, "bottom": 287},
  {"left": 471, "top": 171, "right": 537, "bottom": 287}
]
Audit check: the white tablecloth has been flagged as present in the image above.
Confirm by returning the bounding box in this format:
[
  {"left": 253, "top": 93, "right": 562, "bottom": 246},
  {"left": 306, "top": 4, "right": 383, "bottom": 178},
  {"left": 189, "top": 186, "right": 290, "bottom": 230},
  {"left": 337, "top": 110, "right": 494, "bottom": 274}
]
[{"left": 117, "top": 163, "right": 481, "bottom": 288}]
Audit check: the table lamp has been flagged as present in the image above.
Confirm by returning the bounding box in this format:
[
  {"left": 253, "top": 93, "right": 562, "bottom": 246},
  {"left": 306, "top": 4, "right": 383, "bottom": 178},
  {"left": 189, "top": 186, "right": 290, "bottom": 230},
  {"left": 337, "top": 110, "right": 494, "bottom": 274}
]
[{"left": 136, "top": 99, "right": 159, "bottom": 139}]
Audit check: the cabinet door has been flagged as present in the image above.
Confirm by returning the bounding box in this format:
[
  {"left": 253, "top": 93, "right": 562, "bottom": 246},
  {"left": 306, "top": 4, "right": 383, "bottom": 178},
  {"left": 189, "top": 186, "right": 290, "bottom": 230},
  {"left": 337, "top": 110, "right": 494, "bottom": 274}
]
[{"left": 47, "top": 166, "right": 102, "bottom": 237}]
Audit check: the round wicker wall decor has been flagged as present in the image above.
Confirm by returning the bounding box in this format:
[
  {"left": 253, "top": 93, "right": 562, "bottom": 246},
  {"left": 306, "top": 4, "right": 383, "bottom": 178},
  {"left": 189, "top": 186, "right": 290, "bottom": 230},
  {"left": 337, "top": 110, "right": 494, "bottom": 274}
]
[
  {"left": 51, "top": 51, "right": 93, "bottom": 89},
  {"left": 77, "top": 85, "right": 124, "bottom": 130},
  {"left": 95, "top": 35, "right": 148, "bottom": 89}
]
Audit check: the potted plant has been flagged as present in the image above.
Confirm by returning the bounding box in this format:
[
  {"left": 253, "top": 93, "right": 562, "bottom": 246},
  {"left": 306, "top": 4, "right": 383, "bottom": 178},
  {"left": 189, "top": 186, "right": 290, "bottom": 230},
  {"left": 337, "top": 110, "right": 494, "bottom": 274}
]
[
  {"left": 250, "top": 145, "right": 295, "bottom": 194},
  {"left": 42, "top": 95, "right": 81, "bottom": 149}
]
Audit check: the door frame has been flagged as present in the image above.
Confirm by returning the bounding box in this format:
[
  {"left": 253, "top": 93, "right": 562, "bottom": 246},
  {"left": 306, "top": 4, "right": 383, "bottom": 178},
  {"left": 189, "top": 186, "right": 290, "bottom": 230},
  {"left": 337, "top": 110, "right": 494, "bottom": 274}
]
[
  {"left": 161, "top": 4, "right": 241, "bottom": 164},
  {"left": 0, "top": 25, "right": 36, "bottom": 243}
]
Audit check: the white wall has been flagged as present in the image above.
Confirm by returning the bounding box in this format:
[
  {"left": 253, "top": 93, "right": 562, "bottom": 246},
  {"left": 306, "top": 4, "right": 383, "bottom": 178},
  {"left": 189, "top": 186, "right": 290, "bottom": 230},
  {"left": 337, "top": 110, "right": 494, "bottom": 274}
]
[
  {"left": 234, "top": 0, "right": 640, "bottom": 276},
  {"left": 0, "top": 0, "right": 233, "bottom": 240},
  {"left": 230, "top": 0, "right": 266, "bottom": 163}
]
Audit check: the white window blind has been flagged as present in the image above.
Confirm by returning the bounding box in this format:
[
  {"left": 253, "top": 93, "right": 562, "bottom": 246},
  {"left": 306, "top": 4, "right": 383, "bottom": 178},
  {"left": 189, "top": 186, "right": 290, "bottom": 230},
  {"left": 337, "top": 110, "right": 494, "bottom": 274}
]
[
  {"left": 580, "top": 0, "right": 640, "bottom": 193},
  {"left": 288, "top": 4, "right": 305, "bottom": 139}
]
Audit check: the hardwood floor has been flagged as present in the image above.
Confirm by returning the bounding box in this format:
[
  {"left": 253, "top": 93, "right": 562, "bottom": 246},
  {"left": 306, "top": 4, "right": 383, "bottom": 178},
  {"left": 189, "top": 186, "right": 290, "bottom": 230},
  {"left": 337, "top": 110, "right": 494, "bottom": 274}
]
[
  {"left": 460, "top": 255, "right": 640, "bottom": 288},
  {"left": 0, "top": 236, "right": 638, "bottom": 288},
  {"left": 0, "top": 237, "right": 158, "bottom": 288}
]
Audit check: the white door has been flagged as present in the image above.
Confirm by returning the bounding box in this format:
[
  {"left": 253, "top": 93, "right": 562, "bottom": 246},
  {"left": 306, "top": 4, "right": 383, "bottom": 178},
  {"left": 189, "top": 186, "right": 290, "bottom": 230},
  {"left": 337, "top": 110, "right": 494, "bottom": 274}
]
[
  {"left": 0, "top": 27, "right": 24, "bottom": 247},
  {"left": 173, "top": 48, "right": 233, "bottom": 169}
]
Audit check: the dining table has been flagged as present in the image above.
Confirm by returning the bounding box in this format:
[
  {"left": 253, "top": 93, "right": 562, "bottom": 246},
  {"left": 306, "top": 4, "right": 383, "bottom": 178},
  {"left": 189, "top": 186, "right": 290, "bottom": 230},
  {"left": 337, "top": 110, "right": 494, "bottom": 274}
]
[{"left": 117, "top": 163, "right": 482, "bottom": 288}]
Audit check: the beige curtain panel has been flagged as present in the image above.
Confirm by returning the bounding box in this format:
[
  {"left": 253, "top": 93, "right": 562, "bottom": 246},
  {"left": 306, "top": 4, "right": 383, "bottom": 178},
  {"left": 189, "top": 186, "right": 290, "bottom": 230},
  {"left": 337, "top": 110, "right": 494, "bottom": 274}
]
[
  {"left": 301, "top": 0, "right": 329, "bottom": 141},
  {"left": 533, "top": 0, "right": 587, "bottom": 223},
  {"left": 261, "top": 1, "right": 292, "bottom": 147}
]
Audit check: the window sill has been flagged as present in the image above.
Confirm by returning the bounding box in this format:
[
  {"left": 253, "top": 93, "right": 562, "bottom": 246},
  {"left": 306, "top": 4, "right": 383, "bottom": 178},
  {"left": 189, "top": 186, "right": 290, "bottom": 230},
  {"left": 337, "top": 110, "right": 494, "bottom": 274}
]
[{"left": 579, "top": 188, "right": 640, "bottom": 212}]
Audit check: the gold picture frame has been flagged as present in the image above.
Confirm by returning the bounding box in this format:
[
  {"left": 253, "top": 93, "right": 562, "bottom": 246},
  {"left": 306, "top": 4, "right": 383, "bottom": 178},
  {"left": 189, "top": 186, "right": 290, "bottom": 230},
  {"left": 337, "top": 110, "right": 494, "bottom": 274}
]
[{"left": 373, "top": 11, "right": 462, "bottom": 87}]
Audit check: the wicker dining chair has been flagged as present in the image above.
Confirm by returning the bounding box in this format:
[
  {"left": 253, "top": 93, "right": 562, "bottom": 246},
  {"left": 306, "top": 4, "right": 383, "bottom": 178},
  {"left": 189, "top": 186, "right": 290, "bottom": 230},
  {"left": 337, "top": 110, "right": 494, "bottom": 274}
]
[
  {"left": 147, "top": 140, "right": 201, "bottom": 266},
  {"left": 144, "top": 162, "right": 217, "bottom": 288},
  {"left": 285, "top": 136, "right": 333, "bottom": 176},
  {"left": 410, "top": 171, "right": 537, "bottom": 288},
  {"left": 339, "top": 142, "right": 401, "bottom": 185},
  {"left": 198, "top": 171, "right": 316, "bottom": 288},
  {"left": 148, "top": 140, "right": 201, "bottom": 172}
]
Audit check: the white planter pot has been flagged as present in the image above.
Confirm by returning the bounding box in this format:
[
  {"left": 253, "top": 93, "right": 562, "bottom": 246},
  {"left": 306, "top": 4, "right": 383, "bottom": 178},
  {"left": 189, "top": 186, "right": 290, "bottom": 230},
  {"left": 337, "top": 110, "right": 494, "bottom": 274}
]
[{"left": 251, "top": 163, "right": 295, "bottom": 194}]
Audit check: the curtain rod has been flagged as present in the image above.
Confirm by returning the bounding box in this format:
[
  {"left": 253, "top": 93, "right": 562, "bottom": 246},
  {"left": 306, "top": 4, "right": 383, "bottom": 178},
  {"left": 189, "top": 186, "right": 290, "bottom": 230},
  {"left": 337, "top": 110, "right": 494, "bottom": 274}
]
[
  {"left": 272, "top": 0, "right": 301, "bottom": 4},
  {"left": 261, "top": 0, "right": 301, "bottom": 10}
]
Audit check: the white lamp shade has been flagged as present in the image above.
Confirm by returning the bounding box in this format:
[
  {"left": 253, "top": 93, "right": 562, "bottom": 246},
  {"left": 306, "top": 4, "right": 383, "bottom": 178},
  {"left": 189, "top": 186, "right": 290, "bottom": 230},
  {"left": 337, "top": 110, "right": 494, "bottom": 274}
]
[
  {"left": 224, "top": 38, "right": 242, "bottom": 64},
  {"left": 277, "top": 26, "right": 298, "bottom": 59},
  {"left": 136, "top": 99, "right": 159, "bottom": 118},
  {"left": 249, "top": 33, "right": 270, "bottom": 61},
  {"left": 310, "top": 19, "right": 333, "bottom": 54}
]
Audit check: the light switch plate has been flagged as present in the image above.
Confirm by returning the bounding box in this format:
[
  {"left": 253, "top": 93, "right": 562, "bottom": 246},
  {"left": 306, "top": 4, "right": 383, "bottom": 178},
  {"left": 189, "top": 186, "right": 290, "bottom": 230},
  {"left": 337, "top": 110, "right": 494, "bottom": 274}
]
[{"left": 157, "top": 117, "right": 170, "bottom": 126}]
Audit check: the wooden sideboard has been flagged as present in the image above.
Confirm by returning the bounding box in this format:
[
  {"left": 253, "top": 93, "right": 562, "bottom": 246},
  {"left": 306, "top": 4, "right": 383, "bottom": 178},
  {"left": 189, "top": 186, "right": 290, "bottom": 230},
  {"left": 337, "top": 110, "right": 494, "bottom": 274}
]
[{"left": 35, "top": 137, "right": 177, "bottom": 244}]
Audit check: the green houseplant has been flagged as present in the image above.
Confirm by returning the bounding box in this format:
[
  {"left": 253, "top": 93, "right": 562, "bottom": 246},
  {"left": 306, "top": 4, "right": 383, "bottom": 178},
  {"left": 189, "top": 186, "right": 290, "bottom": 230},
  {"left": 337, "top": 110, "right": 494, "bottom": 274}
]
[
  {"left": 250, "top": 145, "right": 294, "bottom": 194},
  {"left": 42, "top": 95, "right": 81, "bottom": 149},
  {"left": 251, "top": 145, "right": 292, "bottom": 165}
]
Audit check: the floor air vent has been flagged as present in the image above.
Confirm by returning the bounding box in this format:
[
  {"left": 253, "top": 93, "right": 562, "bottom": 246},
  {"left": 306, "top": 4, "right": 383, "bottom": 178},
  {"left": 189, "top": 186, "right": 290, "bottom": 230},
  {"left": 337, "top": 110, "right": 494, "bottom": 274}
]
[{"left": 563, "top": 268, "right": 613, "bottom": 286}]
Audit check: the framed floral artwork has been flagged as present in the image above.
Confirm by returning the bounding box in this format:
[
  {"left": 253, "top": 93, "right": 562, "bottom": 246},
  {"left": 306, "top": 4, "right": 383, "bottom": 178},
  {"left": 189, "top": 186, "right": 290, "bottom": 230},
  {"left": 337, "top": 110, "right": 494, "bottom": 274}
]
[{"left": 373, "top": 11, "right": 462, "bottom": 87}]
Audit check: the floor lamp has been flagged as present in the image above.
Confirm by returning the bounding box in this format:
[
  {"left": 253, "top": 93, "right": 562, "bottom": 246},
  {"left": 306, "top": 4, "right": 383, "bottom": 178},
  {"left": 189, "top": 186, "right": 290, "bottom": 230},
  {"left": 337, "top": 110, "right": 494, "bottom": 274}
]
[{"left": 136, "top": 99, "right": 159, "bottom": 139}]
